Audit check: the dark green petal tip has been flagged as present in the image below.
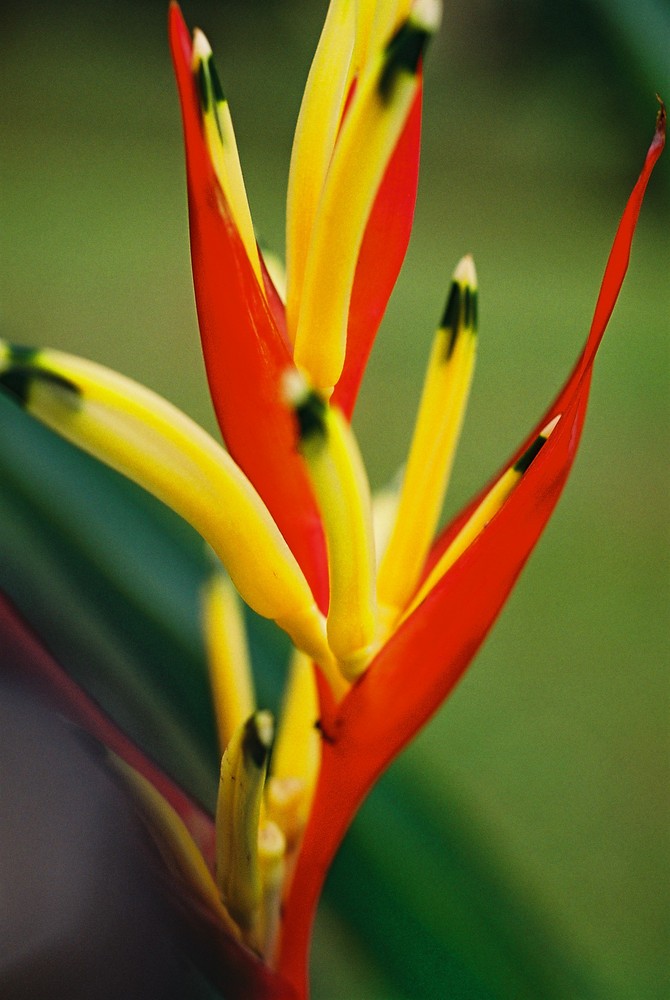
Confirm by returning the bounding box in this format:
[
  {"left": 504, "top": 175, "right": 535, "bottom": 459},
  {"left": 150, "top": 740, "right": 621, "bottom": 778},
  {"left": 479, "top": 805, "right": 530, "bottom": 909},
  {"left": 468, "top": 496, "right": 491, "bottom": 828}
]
[
  {"left": 0, "top": 366, "right": 80, "bottom": 408},
  {"left": 513, "top": 433, "right": 547, "bottom": 474},
  {"left": 440, "top": 281, "right": 477, "bottom": 359},
  {"left": 243, "top": 712, "right": 273, "bottom": 769},
  {"left": 514, "top": 415, "right": 560, "bottom": 473},
  {"left": 196, "top": 60, "right": 210, "bottom": 112},
  {"left": 294, "top": 388, "right": 328, "bottom": 443},
  {"left": 379, "top": 20, "right": 431, "bottom": 102},
  {"left": 208, "top": 56, "right": 226, "bottom": 105},
  {"left": 7, "top": 343, "right": 40, "bottom": 366}
]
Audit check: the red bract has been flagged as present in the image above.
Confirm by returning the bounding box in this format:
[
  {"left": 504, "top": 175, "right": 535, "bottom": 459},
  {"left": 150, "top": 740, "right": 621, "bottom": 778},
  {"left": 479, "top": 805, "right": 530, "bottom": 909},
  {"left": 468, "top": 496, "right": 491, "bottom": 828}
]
[
  {"left": 276, "top": 101, "right": 666, "bottom": 992},
  {"left": 169, "top": 4, "right": 328, "bottom": 605},
  {"left": 332, "top": 85, "right": 423, "bottom": 417}
]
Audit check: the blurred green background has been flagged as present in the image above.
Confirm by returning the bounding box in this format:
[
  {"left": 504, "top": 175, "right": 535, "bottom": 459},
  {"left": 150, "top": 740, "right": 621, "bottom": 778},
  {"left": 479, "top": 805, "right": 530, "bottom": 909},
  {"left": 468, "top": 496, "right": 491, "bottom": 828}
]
[{"left": 1, "top": 1, "right": 668, "bottom": 997}]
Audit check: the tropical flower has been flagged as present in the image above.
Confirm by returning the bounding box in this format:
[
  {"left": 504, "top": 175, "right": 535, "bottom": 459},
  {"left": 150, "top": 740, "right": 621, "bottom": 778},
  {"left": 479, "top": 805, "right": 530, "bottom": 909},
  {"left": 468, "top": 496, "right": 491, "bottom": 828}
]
[{"left": 0, "top": 1, "right": 664, "bottom": 997}]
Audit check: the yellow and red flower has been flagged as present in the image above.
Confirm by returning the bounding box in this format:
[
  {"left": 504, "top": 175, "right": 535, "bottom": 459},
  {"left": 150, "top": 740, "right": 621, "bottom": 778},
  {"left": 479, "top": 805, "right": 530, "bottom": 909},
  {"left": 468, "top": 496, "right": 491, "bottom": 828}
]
[{"left": 0, "top": 1, "right": 664, "bottom": 997}]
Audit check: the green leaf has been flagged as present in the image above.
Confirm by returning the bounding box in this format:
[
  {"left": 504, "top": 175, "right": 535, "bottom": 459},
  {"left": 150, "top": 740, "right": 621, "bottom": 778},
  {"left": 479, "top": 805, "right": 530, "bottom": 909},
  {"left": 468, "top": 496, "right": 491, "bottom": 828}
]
[
  {"left": 0, "top": 392, "right": 220, "bottom": 807},
  {"left": 319, "top": 763, "right": 607, "bottom": 999}
]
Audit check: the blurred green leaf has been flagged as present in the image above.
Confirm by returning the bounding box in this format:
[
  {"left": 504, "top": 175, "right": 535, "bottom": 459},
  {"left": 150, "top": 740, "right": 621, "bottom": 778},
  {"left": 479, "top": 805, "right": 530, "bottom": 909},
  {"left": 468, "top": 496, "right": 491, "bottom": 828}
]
[
  {"left": 0, "top": 391, "right": 221, "bottom": 806},
  {"left": 321, "top": 767, "right": 607, "bottom": 999}
]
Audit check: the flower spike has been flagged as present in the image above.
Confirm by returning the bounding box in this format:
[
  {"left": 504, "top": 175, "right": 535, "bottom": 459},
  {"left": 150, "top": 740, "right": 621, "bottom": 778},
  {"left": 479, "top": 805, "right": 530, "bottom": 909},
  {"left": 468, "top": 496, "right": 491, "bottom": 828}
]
[
  {"left": 378, "top": 255, "right": 478, "bottom": 621},
  {"left": 4, "top": 7, "right": 664, "bottom": 999}
]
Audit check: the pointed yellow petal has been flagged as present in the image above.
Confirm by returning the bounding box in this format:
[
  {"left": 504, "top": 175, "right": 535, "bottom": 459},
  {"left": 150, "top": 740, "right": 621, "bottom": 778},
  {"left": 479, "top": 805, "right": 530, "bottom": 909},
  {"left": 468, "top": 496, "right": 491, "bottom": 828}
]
[
  {"left": 286, "top": 375, "right": 376, "bottom": 680},
  {"left": 0, "top": 343, "right": 329, "bottom": 663},
  {"left": 216, "top": 712, "right": 273, "bottom": 934},
  {"left": 201, "top": 561, "right": 256, "bottom": 754},
  {"left": 402, "top": 415, "right": 561, "bottom": 622},
  {"left": 267, "top": 647, "right": 321, "bottom": 845},
  {"left": 285, "top": 0, "right": 356, "bottom": 341},
  {"left": 192, "top": 29, "right": 262, "bottom": 284},
  {"left": 293, "top": 0, "right": 441, "bottom": 391},
  {"left": 378, "top": 255, "right": 477, "bottom": 619}
]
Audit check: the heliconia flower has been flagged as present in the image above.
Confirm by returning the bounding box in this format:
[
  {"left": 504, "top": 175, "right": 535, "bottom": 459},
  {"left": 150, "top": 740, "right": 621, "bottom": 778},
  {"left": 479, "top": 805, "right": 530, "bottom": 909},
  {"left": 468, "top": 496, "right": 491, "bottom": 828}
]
[{"left": 0, "top": 0, "right": 664, "bottom": 997}]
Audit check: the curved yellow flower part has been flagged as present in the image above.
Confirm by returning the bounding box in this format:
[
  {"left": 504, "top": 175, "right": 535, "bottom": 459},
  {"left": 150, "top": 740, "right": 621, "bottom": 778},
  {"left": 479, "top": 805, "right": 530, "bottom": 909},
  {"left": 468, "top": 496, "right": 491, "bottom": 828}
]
[
  {"left": 285, "top": 0, "right": 356, "bottom": 338},
  {"left": 286, "top": 374, "right": 376, "bottom": 680},
  {"left": 293, "top": 0, "right": 441, "bottom": 391},
  {"left": 0, "top": 342, "right": 331, "bottom": 668},
  {"left": 215, "top": 712, "right": 273, "bottom": 932},
  {"left": 378, "top": 255, "right": 478, "bottom": 619},
  {"left": 267, "top": 648, "right": 322, "bottom": 845},
  {"left": 201, "top": 562, "right": 256, "bottom": 754}
]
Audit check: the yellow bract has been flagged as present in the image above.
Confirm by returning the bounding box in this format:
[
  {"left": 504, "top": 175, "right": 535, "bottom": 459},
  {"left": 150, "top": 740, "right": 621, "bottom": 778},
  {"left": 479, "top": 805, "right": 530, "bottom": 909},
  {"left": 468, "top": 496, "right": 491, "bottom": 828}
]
[
  {"left": 378, "top": 255, "right": 478, "bottom": 619},
  {"left": 202, "top": 564, "right": 256, "bottom": 754},
  {"left": 286, "top": 374, "right": 377, "bottom": 681},
  {"left": 285, "top": 0, "right": 356, "bottom": 338}
]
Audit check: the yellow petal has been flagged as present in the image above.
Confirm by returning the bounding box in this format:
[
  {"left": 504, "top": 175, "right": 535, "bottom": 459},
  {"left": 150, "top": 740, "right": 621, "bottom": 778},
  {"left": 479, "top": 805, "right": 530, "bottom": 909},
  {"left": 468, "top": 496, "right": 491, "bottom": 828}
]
[
  {"left": 285, "top": 0, "right": 356, "bottom": 341},
  {"left": 377, "top": 255, "right": 477, "bottom": 620},
  {"left": 0, "top": 343, "right": 329, "bottom": 663},
  {"left": 192, "top": 29, "right": 263, "bottom": 285},
  {"left": 286, "top": 374, "right": 376, "bottom": 680},
  {"left": 201, "top": 561, "right": 256, "bottom": 754},
  {"left": 292, "top": 0, "right": 441, "bottom": 391},
  {"left": 267, "top": 647, "right": 321, "bottom": 844}
]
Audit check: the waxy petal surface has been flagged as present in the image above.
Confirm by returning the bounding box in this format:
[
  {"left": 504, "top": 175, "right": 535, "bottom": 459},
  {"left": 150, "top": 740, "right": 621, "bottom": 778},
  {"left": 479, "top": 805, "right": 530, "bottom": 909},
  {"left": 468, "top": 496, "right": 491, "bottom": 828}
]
[
  {"left": 169, "top": 6, "right": 327, "bottom": 605},
  {"left": 333, "top": 84, "right": 423, "bottom": 416}
]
